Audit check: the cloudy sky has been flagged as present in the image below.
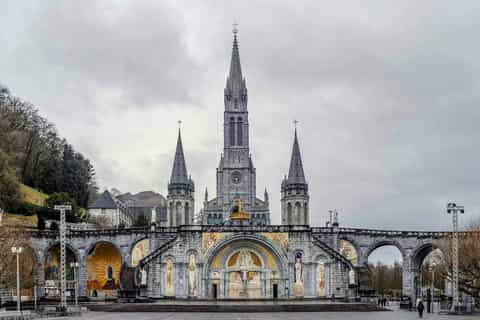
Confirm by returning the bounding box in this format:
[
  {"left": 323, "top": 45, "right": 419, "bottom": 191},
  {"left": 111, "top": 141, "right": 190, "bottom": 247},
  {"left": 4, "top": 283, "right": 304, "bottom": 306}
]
[{"left": 2, "top": 1, "right": 480, "bottom": 240}]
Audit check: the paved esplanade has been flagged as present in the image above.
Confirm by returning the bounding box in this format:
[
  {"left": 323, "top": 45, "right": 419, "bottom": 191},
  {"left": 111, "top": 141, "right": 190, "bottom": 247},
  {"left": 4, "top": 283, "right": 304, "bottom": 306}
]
[{"left": 80, "top": 310, "right": 476, "bottom": 320}]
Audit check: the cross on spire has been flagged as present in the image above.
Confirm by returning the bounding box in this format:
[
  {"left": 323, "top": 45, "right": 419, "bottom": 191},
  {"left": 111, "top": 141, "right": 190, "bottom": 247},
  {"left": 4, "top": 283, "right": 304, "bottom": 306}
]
[
  {"left": 178, "top": 120, "right": 182, "bottom": 130},
  {"left": 233, "top": 22, "right": 239, "bottom": 35},
  {"left": 293, "top": 119, "right": 299, "bottom": 130}
]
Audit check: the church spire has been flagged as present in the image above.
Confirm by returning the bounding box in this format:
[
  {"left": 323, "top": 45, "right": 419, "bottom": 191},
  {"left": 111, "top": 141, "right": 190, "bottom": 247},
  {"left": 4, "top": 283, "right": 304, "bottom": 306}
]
[
  {"left": 224, "top": 25, "right": 248, "bottom": 111},
  {"left": 227, "top": 26, "right": 243, "bottom": 90},
  {"left": 287, "top": 127, "right": 306, "bottom": 184},
  {"left": 170, "top": 127, "right": 189, "bottom": 184}
]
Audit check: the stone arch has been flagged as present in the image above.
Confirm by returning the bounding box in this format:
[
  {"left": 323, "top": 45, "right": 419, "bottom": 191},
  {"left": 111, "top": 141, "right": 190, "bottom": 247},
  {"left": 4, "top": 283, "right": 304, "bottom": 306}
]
[
  {"left": 130, "top": 238, "right": 150, "bottom": 267},
  {"left": 412, "top": 242, "right": 442, "bottom": 270},
  {"left": 44, "top": 241, "right": 80, "bottom": 263},
  {"left": 338, "top": 239, "right": 359, "bottom": 266},
  {"left": 86, "top": 241, "right": 122, "bottom": 297},
  {"left": 203, "top": 233, "right": 289, "bottom": 299},
  {"left": 364, "top": 240, "right": 406, "bottom": 265}
]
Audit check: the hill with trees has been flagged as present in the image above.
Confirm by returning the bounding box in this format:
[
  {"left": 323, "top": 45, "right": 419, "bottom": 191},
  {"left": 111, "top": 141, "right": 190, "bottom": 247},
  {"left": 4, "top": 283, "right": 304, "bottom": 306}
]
[{"left": 0, "top": 84, "right": 97, "bottom": 225}]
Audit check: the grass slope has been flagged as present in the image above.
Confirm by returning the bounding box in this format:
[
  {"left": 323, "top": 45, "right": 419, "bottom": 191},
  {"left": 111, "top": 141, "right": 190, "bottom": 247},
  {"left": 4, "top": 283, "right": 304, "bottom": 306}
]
[{"left": 18, "top": 183, "right": 48, "bottom": 206}]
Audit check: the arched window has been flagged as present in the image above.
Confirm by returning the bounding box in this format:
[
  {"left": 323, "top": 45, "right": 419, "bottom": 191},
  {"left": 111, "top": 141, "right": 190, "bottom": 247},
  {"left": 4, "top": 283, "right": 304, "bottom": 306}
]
[
  {"left": 185, "top": 202, "right": 190, "bottom": 225},
  {"left": 237, "top": 117, "right": 243, "bottom": 146},
  {"left": 176, "top": 202, "right": 182, "bottom": 225},
  {"left": 295, "top": 202, "right": 302, "bottom": 225},
  {"left": 287, "top": 203, "right": 292, "bottom": 225},
  {"left": 230, "top": 117, "right": 235, "bottom": 146},
  {"left": 169, "top": 203, "right": 174, "bottom": 226}
]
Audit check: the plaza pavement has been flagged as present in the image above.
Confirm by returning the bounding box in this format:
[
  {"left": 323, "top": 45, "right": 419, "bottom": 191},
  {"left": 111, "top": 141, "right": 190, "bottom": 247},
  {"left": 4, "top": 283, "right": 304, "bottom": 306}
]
[{"left": 77, "top": 309, "right": 477, "bottom": 320}]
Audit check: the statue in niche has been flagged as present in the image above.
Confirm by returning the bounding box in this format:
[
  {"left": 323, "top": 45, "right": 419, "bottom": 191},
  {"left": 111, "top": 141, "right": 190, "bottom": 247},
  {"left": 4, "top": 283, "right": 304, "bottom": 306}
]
[
  {"left": 140, "top": 268, "right": 147, "bottom": 286},
  {"left": 165, "top": 258, "right": 175, "bottom": 296},
  {"left": 188, "top": 253, "right": 197, "bottom": 296},
  {"left": 316, "top": 262, "right": 326, "bottom": 297},
  {"left": 294, "top": 253, "right": 304, "bottom": 297}
]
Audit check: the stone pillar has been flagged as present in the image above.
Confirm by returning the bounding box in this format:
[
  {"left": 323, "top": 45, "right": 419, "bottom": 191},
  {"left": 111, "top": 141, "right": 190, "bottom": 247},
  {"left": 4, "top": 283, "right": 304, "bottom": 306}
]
[
  {"left": 77, "top": 250, "right": 88, "bottom": 297},
  {"left": 402, "top": 254, "right": 415, "bottom": 303}
]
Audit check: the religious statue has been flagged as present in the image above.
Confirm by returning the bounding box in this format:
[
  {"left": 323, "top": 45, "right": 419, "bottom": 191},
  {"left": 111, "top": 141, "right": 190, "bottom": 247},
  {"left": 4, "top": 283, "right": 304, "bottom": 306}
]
[
  {"left": 140, "top": 268, "right": 147, "bottom": 286},
  {"left": 294, "top": 254, "right": 304, "bottom": 297},
  {"left": 348, "top": 269, "right": 356, "bottom": 285},
  {"left": 188, "top": 253, "right": 197, "bottom": 296},
  {"left": 165, "top": 258, "right": 175, "bottom": 296},
  {"left": 295, "top": 256, "right": 302, "bottom": 284},
  {"left": 316, "top": 262, "right": 326, "bottom": 297}
]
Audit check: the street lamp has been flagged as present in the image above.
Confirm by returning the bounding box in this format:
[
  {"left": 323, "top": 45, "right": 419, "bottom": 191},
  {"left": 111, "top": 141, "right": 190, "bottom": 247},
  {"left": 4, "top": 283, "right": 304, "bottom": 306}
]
[
  {"left": 69, "top": 262, "right": 79, "bottom": 306},
  {"left": 11, "top": 246, "right": 23, "bottom": 313},
  {"left": 430, "top": 262, "right": 436, "bottom": 313},
  {"left": 446, "top": 202, "right": 464, "bottom": 312}
]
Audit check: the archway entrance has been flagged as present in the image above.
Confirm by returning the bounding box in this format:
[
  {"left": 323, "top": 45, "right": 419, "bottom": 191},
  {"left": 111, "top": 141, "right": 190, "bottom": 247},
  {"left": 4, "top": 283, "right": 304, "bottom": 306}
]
[
  {"left": 86, "top": 242, "right": 121, "bottom": 298},
  {"left": 367, "top": 245, "right": 403, "bottom": 300},
  {"left": 414, "top": 245, "right": 444, "bottom": 309},
  {"left": 44, "top": 244, "right": 77, "bottom": 298},
  {"left": 204, "top": 237, "right": 286, "bottom": 299},
  {"left": 6, "top": 245, "right": 37, "bottom": 301}
]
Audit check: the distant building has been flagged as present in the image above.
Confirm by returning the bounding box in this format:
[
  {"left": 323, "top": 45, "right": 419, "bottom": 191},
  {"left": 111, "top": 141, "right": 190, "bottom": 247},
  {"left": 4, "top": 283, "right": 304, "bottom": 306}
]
[
  {"left": 88, "top": 190, "right": 133, "bottom": 227},
  {"left": 118, "top": 191, "right": 168, "bottom": 227}
]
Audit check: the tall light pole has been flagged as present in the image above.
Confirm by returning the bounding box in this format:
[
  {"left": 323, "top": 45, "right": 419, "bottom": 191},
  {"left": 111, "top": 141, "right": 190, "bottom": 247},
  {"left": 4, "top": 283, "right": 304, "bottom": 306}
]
[
  {"left": 54, "top": 204, "right": 71, "bottom": 308},
  {"left": 70, "top": 262, "right": 79, "bottom": 306},
  {"left": 446, "top": 202, "right": 464, "bottom": 312},
  {"left": 430, "top": 262, "right": 436, "bottom": 313},
  {"left": 11, "top": 246, "right": 23, "bottom": 313}
]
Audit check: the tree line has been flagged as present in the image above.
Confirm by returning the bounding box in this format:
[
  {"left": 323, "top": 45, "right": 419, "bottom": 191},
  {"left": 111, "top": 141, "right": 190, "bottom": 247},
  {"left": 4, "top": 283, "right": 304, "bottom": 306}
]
[{"left": 0, "top": 85, "right": 97, "bottom": 212}]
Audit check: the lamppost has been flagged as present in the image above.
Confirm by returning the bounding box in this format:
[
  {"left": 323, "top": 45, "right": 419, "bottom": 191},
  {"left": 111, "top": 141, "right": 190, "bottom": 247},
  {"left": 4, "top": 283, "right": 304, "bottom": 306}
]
[
  {"left": 446, "top": 202, "right": 464, "bottom": 312},
  {"left": 70, "top": 262, "right": 79, "bottom": 306},
  {"left": 11, "top": 246, "right": 23, "bottom": 313},
  {"left": 430, "top": 262, "right": 436, "bottom": 313}
]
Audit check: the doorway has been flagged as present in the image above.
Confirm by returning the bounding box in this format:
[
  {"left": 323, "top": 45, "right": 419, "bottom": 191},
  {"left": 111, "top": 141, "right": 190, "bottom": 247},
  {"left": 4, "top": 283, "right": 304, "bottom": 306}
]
[
  {"left": 272, "top": 284, "right": 278, "bottom": 299},
  {"left": 212, "top": 284, "right": 218, "bottom": 299}
]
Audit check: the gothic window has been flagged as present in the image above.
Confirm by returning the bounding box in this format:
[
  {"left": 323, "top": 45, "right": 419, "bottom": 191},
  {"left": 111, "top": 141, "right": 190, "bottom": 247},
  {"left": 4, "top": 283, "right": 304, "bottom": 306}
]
[
  {"left": 237, "top": 117, "right": 243, "bottom": 146},
  {"left": 185, "top": 202, "right": 190, "bottom": 225},
  {"left": 295, "top": 202, "right": 302, "bottom": 224},
  {"left": 230, "top": 117, "right": 235, "bottom": 146},
  {"left": 176, "top": 202, "right": 182, "bottom": 225},
  {"left": 287, "top": 203, "right": 292, "bottom": 225}
]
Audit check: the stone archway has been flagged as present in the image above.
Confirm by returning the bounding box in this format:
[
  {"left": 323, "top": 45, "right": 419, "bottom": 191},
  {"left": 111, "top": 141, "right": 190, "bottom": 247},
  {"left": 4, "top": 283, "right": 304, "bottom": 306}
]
[
  {"left": 203, "top": 234, "right": 288, "bottom": 299},
  {"left": 86, "top": 241, "right": 122, "bottom": 297}
]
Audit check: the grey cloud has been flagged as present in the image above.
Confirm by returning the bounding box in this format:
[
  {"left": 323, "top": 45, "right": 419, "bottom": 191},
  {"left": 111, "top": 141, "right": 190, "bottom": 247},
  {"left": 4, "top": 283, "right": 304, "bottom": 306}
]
[{"left": 1, "top": 0, "right": 480, "bottom": 234}]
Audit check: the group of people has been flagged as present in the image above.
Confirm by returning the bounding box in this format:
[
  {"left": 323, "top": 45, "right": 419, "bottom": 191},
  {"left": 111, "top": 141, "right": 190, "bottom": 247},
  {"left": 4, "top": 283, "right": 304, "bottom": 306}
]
[{"left": 377, "top": 297, "right": 389, "bottom": 307}]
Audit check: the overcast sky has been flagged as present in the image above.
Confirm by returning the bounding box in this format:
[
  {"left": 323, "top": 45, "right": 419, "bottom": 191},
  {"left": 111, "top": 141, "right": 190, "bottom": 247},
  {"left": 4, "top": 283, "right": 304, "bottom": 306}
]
[{"left": 2, "top": 1, "right": 480, "bottom": 238}]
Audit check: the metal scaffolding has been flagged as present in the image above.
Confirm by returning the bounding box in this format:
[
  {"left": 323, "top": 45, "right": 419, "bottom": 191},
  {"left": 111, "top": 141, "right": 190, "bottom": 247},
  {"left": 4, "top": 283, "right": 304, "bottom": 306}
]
[
  {"left": 446, "top": 202, "right": 464, "bottom": 312},
  {"left": 54, "top": 204, "right": 71, "bottom": 308}
]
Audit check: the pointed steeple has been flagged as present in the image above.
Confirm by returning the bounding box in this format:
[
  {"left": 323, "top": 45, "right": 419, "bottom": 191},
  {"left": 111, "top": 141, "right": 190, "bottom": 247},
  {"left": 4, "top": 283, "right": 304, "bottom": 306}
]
[
  {"left": 227, "top": 28, "right": 243, "bottom": 90},
  {"left": 170, "top": 128, "right": 189, "bottom": 184},
  {"left": 287, "top": 128, "right": 306, "bottom": 184},
  {"left": 224, "top": 25, "right": 248, "bottom": 111}
]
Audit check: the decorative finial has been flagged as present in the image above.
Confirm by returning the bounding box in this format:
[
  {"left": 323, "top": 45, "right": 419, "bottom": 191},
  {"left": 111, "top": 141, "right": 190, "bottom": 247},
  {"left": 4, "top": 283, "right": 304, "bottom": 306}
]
[
  {"left": 293, "top": 119, "right": 299, "bottom": 130},
  {"left": 233, "top": 22, "right": 239, "bottom": 35},
  {"left": 178, "top": 120, "right": 182, "bottom": 130}
]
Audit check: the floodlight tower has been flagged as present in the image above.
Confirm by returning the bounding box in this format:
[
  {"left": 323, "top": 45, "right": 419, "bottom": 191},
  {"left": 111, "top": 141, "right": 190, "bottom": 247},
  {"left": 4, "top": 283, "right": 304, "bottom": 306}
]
[
  {"left": 54, "top": 204, "right": 72, "bottom": 308},
  {"left": 446, "top": 202, "right": 464, "bottom": 312}
]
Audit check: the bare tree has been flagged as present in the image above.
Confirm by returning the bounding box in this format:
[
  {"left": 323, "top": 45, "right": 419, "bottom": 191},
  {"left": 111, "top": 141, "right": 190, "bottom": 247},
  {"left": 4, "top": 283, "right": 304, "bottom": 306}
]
[{"left": 434, "top": 219, "right": 480, "bottom": 303}]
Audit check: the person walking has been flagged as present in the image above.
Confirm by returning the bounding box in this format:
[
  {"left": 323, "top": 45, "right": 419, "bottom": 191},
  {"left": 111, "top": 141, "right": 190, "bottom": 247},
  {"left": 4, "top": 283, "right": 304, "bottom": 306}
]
[{"left": 417, "top": 299, "right": 425, "bottom": 318}]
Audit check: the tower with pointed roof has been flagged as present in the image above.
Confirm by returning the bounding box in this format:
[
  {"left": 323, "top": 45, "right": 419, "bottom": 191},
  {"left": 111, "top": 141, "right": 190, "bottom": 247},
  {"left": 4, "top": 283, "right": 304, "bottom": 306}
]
[
  {"left": 281, "top": 127, "right": 309, "bottom": 225},
  {"left": 167, "top": 128, "right": 195, "bottom": 226},
  {"left": 202, "top": 28, "right": 270, "bottom": 225}
]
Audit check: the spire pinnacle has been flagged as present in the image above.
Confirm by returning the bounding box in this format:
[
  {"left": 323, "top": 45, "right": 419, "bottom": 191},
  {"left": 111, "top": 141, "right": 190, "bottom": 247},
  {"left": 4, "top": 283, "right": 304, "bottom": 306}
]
[
  {"left": 287, "top": 125, "right": 306, "bottom": 184},
  {"left": 170, "top": 126, "right": 189, "bottom": 184},
  {"left": 227, "top": 24, "right": 243, "bottom": 89}
]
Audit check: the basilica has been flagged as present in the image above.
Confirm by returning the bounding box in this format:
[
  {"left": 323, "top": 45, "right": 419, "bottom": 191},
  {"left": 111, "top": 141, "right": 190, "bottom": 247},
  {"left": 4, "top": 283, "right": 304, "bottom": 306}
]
[{"left": 136, "top": 30, "right": 356, "bottom": 300}]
